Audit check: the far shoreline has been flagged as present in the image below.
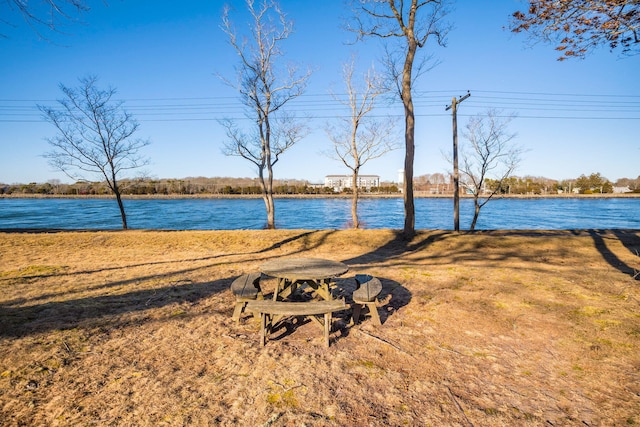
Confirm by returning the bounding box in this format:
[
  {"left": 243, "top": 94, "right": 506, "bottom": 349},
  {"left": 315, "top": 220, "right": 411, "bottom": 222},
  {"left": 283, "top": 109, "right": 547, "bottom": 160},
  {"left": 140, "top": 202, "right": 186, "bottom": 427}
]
[{"left": 1, "top": 192, "right": 639, "bottom": 200}]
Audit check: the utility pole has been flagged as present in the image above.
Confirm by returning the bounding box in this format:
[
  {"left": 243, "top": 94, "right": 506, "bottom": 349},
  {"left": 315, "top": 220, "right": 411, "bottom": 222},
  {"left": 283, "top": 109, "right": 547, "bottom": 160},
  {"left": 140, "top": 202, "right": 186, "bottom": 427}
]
[{"left": 445, "top": 91, "right": 470, "bottom": 232}]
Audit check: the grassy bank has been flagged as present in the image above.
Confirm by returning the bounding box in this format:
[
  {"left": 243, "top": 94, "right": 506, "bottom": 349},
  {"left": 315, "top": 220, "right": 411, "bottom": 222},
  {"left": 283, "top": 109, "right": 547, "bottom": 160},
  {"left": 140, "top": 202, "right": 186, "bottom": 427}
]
[{"left": 1, "top": 229, "right": 639, "bottom": 426}]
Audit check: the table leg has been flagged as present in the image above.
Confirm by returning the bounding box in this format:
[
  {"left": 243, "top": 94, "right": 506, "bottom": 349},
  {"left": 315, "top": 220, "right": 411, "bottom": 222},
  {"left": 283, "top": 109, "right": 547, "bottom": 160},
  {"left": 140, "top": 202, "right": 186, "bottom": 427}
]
[
  {"left": 260, "top": 313, "right": 267, "bottom": 346},
  {"left": 324, "top": 312, "right": 330, "bottom": 348},
  {"left": 273, "top": 277, "right": 288, "bottom": 301},
  {"left": 315, "top": 278, "right": 331, "bottom": 301}
]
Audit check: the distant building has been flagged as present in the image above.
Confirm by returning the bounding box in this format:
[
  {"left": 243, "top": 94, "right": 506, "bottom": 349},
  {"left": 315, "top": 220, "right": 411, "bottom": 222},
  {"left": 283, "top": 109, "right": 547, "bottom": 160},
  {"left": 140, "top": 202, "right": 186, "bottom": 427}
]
[
  {"left": 325, "top": 175, "right": 380, "bottom": 192},
  {"left": 306, "top": 182, "right": 326, "bottom": 190},
  {"left": 613, "top": 186, "right": 631, "bottom": 194}
]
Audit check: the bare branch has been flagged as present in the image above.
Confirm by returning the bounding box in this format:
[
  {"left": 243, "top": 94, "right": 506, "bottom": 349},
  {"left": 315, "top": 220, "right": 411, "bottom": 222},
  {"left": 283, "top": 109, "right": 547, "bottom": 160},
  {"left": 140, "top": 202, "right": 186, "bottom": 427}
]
[
  {"left": 2, "top": 0, "right": 91, "bottom": 39},
  {"left": 39, "top": 76, "right": 150, "bottom": 229},
  {"left": 324, "top": 57, "right": 400, "bottom": 228},
  {"left": 219, "top": 0, "right": 310, "bottom": 229},
  {"left": 458, "top": 109, "right": 523, "bottom": 230}
]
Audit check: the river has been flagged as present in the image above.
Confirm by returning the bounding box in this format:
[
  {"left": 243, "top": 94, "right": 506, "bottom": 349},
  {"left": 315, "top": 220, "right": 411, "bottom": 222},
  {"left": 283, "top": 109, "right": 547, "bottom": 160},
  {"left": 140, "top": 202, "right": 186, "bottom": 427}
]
[{"left": 0, "top": 196, "right": 638, "bottom": 230}]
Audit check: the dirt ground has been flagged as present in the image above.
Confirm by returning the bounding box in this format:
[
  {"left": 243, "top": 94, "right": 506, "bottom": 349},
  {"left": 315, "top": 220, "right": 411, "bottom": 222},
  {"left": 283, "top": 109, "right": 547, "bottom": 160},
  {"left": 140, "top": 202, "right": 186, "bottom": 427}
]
[{"left": 0, "top": 229, "right": 639, "bottom": 426}]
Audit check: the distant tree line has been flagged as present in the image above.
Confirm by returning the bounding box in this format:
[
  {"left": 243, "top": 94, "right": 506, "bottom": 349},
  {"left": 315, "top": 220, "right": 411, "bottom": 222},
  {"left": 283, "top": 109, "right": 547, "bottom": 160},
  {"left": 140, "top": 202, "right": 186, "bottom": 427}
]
[
  {"left": 2, "top": 173, "right": 637, "bottom": 196},
  {"left": 414, "top": 173, "right": 640, "bottom": 195},
  {"left": 0, "top": 177, "right": 400, "bottom": 196}
]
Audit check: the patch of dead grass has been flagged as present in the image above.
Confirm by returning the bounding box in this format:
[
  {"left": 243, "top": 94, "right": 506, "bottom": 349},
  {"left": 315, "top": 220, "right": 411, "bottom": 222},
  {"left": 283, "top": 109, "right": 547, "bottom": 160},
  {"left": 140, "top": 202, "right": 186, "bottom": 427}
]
[{"left": 0, "top": 229, "right": 639, "bottom": 426}]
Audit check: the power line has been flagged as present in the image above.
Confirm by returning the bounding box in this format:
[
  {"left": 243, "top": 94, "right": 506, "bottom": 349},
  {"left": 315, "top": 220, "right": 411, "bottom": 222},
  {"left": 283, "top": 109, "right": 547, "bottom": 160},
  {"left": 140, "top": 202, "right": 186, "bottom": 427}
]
[{"left": 1, "top": 89, "right": 639, "bottom": 123}]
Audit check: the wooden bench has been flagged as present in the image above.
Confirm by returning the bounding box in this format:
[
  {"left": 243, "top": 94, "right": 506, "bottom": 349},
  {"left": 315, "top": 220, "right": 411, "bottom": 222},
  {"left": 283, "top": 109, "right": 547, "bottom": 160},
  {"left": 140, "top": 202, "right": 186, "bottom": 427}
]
[
  {"left": 246, "top": 299, "right": 346, "bottom": 347},
  {"left": 352, "top": 274, "right": 382, "bottom": 326},
  {"left": 231, "top": 273, "right": 263, "bottom": 322}
]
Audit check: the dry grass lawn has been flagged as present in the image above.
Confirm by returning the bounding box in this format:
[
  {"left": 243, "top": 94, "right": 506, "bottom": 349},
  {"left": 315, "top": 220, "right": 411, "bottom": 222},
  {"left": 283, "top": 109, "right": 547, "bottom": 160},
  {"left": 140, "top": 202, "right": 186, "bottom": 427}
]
[{"left": 0, "top": 229, "right": 639, "bottom": 426}]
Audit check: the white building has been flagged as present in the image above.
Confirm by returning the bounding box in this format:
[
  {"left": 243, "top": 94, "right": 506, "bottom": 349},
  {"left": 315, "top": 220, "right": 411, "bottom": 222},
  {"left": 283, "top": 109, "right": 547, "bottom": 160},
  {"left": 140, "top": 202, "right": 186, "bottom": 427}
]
[
  {"left": 325, "top": 175, "right": 380, "bottom": 192},
  {"left": 613, "top": 186, "right": 631, "bottom": 194}
]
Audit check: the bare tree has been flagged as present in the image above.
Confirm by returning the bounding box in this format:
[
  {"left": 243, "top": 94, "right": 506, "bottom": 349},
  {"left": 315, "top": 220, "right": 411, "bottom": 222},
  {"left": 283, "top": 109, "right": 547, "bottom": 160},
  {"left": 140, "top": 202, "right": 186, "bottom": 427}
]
[
  {"left": 510, "top": 0, "right": 640, "bottom": 60},
  {"left": 431, "top": 172, "right": 446, "bottom": 194},
  {"left": 325, "top": 59, "right": 399, "bottom": 228},
  {"left": 351, "top": 0, "right": 451, "bottom": 238},
  {"left": 220, "top": 0, "right": 310, "bottom": 229},
  {"left": 2, "top": 0, "right": 90, "bottom": 38},
  {"left": 39, "top": 76, "right": 150, "bottom": 229},
  {"left": 459, "top": 110, "right": 522, "bottom": 231}
]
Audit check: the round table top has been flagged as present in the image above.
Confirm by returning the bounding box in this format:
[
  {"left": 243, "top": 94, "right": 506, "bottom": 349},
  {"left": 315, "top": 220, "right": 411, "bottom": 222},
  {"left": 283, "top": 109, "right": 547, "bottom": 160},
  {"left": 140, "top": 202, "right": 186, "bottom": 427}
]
[{"left": 259, "top": 257, "right": 349, "bottom": 281}]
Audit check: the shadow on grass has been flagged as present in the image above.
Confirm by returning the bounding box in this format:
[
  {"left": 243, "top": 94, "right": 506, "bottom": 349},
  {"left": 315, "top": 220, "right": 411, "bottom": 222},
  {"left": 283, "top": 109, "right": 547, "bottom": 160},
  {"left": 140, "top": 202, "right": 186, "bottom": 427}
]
[
  {"left": 590, "top": 229, "right": 640, "bottom": 280},
  {"left": 0, "top": 277, "right": 233, "bottom": 338},
  {"left": 343, "top": 229, "right": 640, "bottom": 278},
  {"left": 0, "top": 231, "right": 342, "bottom": 339},
  {"left": 1, "top": 230, "right": 324, "bottom": 282},
  {"left": 0, "top": 230, "right": 334, "bottom": 308},
  {"left": 341, "top": 230, "right": 454, "bottom": 265}
]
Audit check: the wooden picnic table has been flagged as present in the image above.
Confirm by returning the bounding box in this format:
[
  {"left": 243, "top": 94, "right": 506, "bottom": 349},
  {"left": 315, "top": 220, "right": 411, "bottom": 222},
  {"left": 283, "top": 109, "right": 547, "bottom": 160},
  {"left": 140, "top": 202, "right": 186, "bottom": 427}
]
[
  {"left": 255, "top": 257, "right": 349, "bottom": 346},
  {"left": 259, "top": 257, "right": 349, "bottom": 301}
]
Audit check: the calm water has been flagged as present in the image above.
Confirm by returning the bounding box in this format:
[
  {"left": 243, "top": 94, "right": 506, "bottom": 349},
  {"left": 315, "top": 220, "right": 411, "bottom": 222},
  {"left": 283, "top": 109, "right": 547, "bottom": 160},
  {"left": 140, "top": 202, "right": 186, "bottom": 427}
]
[{"left": 0, "top": 197, "right": 639, "bottom": 230}]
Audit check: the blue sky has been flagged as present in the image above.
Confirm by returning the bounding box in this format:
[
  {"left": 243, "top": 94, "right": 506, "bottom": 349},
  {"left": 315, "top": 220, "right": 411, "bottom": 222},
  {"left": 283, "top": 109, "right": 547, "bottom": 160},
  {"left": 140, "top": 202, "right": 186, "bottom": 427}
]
[{"left": 1, "top": 0, "right": 638, "bottom": 185}]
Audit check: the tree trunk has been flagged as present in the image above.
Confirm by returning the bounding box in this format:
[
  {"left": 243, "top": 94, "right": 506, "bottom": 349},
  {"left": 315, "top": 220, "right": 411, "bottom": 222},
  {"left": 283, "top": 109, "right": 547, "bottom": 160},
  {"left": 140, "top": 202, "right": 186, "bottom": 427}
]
[
  {"left": 470, "top": 195, "right": 481, "bottom": 231},
  {"left": 258, "top": 183, "right": 276, "bottom": 229},
  {"left": 109, "top": 173, "right": 128, "bottom": 230},
  {"left": 257, "top": 165, "right": 276, "bottom": 230},
  {"left": 265, "top": 162, "right": 276, "bottom": 229},
  {"left": 265, "top": 193, "right": 276, "bottom": 229},
  {"left": 352, "top": 171, "right": 360, "bottom": 229},
  {"left": 403, "top": 107, "right": 415, "bottom": 237},
  {"left": 401, "top": 39, "right": 417, "bottom": 239},
  {"left": 115, "top": 190, "right": 128, "bottom": 230}
]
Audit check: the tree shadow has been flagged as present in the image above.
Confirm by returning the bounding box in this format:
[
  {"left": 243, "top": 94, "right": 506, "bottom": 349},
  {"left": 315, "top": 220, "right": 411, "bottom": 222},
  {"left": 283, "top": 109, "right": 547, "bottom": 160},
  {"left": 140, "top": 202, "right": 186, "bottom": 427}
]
[
  {"left": 0, "top": 230, "right": 344, "bottom": 339},
  {"left": 1, "top": 230, "right": 323, "bottom": 281},
  {"left": 0, "top": 230, "right": 331, "bottom": 308},
  {"left": 341, "top": 230, "right": 454, "bottom": 266},
  {"left": 339, "top": 229, "right": 640, "bottom": 280},
  {"left": 590, "top": 229, "right": 640, "bottom": 280},
  {"left": 0, "top": 277, "right": 232, "bottom": 338}
]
